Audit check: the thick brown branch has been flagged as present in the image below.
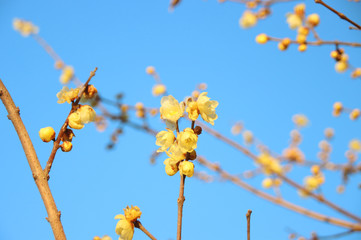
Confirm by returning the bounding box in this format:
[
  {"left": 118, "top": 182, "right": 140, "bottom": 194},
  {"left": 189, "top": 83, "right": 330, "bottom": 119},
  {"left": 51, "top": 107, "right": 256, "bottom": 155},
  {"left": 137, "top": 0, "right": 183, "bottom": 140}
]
[
  {"left": 314, "top": 0, "right": 361, "bottom": 30},
  {"left": 134, "top": 220, "right": 157, "bottom": 240},
  {"left": 177, "top": 174, "right": 186, "bottom": 240},
  {"left": 0, "top": 79, "right": 67, "bottom": 240},
  {"left": 44, "top": 68, "right": 98, "bottom": 179},
  {"left": 197, "top": 156, "right": 361, "bottom": 231}
]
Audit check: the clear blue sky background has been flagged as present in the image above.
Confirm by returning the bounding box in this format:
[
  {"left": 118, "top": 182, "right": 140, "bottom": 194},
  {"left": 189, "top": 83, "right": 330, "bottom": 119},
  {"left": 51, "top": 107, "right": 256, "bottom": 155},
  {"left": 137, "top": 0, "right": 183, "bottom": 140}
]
[{"left": 0, "top": 0, "right": 361, "bottom": 240}]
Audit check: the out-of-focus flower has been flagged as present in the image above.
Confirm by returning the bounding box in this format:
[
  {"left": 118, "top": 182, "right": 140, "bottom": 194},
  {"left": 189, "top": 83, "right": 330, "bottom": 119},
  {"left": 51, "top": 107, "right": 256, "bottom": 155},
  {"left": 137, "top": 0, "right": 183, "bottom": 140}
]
[
  {"left": 60, "top": 66, "right": 74, "bottom": 84},
  {"left": 152, "top": 84, "right": 166, "bottom": 96},
  {"left": 286, "top": 13, "right": 302, "bottom": 29},
  {"left": 349, "top": 139, "right": 361, "bottom": 152},
  {"left": 255, "top": 34, "right": 268, "bottom": 44},
  {"left": 54, "top": 60, "right": 64, "bottom": 70},
  {"left": 198, "top": 83, "right": 208, "bottom": 90},
  {"left": 231, "top": 122, "right": 243, "bottom": 135},
  {"left": 114, "top": 206, "right": 141, "bottom": 240},
  {"left": 298, "top": 44, "right": 307, "bottom": 52},
  {"left": 294, "top": 3, "right": 305, "bottom": 17},
  {"left": 13, "top": 18, "right": 39, "bottom": 36},
  {"left": 262, "top": 178, "right": 273, "bottom": 189},
  {"left": 239, "top": 11, "right": 258, "bottom": 28},
  {"left": 332, "top": 102, "right": 343, "bottom": 116},
  {"left": 78, "top": 105, "right": 96, "bottom": 124},
  {"left": 283, "top": 147, "right": 304, "bottom": 163},
  {"left": 179, "top": 161, "right": 194, "bottom": 177},
  {"left": 292, "top": 114, "right": 309, "bottom": 127},
  {"left": 351, "top": 68, "right": 361, "bottom": 78},
  {"left": 335, "top": 61, "right": 348, "bottom": 73},
  {"left": 324, "top": 128, "right": 334, "bottom": 139},
  {"left": 57, "top": 86, "right": 80, "bottom": 104},
  {"left": 146, "top": 66, "right": 155, "bottom": 75},
  {"left": 350, "top": 109, "right": 360, "bottom": 120},
  {"left": 311, "top": 165, "right": 320, "bottom": 175},
  {"left": 306, "top": 13, "right": 320, "bottom": 27},
  {"left": 243, "top": 130, "right": 254, "bottom": 144},
  {"left": 177, "top": 128, "right": 198, "bottom": 153},
  {"left": 39, "top": 127, "right": 55, "bottom": 142},
  {"left": 156, "top": 128, "right": 175, "bottom": 152},
  {"left": 257, "top": 153, "right": 283, "bottom": 175}
]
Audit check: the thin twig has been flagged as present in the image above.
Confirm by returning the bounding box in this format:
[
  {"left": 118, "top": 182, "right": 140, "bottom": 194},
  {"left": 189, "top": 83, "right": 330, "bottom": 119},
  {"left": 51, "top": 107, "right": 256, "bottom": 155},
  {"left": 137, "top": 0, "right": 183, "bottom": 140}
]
[
  {"left": 197, "top": 156, "right": 361, "bottom": 231},
  {"left": 267, "top": 36, "right": 361, "bottom": 47},
  {"left": 0, "top": 79, "right": 67, "bottom": 240},
  {"left": 314, "top": 0, "right": 361, "bottom": 30},
  {"left": 196, "top": 121, "right": 361, "bottom": 223},
  {"left": 177, "top": 174, "right": 186, "bottom": 240},
  {"left": 246, "top": 209, "right": 252, "bottom": 240},
  {"left": 134, "top": 220, "right": 157, "bottom": 240},
  {"left": 44, "top": 68, "right": 98, "bottom": 179}
]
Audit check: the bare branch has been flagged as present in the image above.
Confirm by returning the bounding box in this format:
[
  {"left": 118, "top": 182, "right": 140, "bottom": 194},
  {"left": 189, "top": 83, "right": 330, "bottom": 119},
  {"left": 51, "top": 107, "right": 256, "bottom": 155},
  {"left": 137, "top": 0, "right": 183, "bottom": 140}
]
[{"left": 134, "top": 220, "right": 157, "bottom": 240}]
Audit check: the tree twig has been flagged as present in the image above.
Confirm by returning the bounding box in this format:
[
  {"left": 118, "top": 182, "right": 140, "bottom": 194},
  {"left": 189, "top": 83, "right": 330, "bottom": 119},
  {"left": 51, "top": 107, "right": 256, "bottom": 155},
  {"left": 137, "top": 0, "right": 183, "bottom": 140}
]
[
  {"left": 314, "top": 0, "right": 361, "bottom": 30},
  {"left": 0, "top": 79, "right": 67, "bottom": 240},
  {"left": 134, "top": 220, "right": 157, "bottom": 240},
  {"left": 267, "top": 36, "right": 361, "bottom": 47},
  {"left": 44, "top": 67, "right": 98, "bottom": 179},
  {"left": 177, "top": 174, "right": 186, "bottom": 240},
  {"left": 246, "top": 209, "right": 252, "bottom": 240}
]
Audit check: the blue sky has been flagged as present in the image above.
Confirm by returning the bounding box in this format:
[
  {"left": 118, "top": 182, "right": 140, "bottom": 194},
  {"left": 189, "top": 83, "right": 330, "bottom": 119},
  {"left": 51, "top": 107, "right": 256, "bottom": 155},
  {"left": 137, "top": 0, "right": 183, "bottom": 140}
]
[{"left": 0, "top": 0, "right": 361, "bottom": 239}]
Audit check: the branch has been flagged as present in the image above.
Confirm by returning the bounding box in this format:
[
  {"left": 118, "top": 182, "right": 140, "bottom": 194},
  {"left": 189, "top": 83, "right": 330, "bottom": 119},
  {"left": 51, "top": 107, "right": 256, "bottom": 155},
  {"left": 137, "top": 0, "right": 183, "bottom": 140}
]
[
  {"left": 314, "top": 0, "right": 361, "bottom": 30},
  {"left": 0, "top": 79, "right": 67, "bottom": 240},
  {"left": 267, "top": 36, "right": 361, "bottom": 47},
  {"left": 246, "top": 209, "right": 252, "bottom": 240},
  {"left": 134, "top": 220, "right": 157, "bottom": 240},
  {"left": 196, "top": 121, "right": 361, "bottom": 223},
  {"left": 197, "top": 156, "right": 361, "bottom": 231},
  {"left": 177, "top": 174, "right": 186, "bottom": 240},
  {"left": 44, "top": 67, "right": 98, "bottom": 179}
]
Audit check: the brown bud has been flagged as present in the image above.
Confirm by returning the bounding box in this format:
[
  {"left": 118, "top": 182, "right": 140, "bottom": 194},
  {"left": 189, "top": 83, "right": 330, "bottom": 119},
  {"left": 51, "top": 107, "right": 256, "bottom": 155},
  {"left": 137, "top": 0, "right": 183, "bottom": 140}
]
[
  {"left": 188, "top": 150, "right": 197, "bottom": 160},
  {"left": 62, "top": 128, "right": 75, "bottom": 142},
  {"left": 194, "top": 126, "right": 202, "bottom": 135}
]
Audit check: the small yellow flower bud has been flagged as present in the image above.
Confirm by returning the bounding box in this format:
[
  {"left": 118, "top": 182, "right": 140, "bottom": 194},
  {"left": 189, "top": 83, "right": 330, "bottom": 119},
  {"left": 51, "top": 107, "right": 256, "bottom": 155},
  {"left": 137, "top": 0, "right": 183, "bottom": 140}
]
[
  {"left": 146, "top": 66, "right": 155, "bottom": 75},
  {"left": 149, "top": 108, "right": 158, "bottom": 116},
  {"left": 336, "top": 185, "right": 345, "bottom": 194},
  {"left": 93, "top": 237, "right": 101, "bottom": 240},
  {"left": 121, "top": 104, "right": 129, "bottom": 112},
  {"left": 297, "top": 26, "right": 309, "bottom": 36},
  {"left": 311, "top": 165, "right": 320, "bottom": 175},
  {"left": 350, "top": 109, "right": 360, "bottom": 120},
  {"left": 255, "top": 34, "right": 268, "bottom": 44},
  {"left": 278, "top": 42, "right": 287, "bottom": 51},
  {"left": 298, "top": 44, "right": 307, "bottom": 52},
  {"left": 332, "top": 102, "right": 343, "bottom": 117},
  {"left": 349, "top": 139, "right": 361, "bottom": 151},
  {"left": 351, "top": 68, "right": 361, "bottom": 78},
  {"left": 179, "top": 161, "right": 195, "bottom": 177},
  {"left": 84, "top": 85, "right": 98, "bottom": 99},
  {"left": 262, "top": 178, "right": 273, "bottom": 189},
  {"left": 135, "top": 102, "right": 144, "bottom": 110},
  {"left": 192, "top": 90, "right": 200, "bottom": 99},
  {"left": 306, "top": 13, "right": 320, "bottom": 27},
  {"left": 231, "top": 122, "right": 243, "bottom": 135},
  {"left": 198, "top": 83, "right": 208, "bottom": 90},
  {"left": 273, "top": 178, "right": 282, "bottom": 186},
  {"left": 340, "top": 54, "right": 349, "bottom": 62},
  {"left": 324, "top": 128, "right": 334, "bottom": 139},
  {"left": 330, "top": 50, "right": 339, "bottom": 59},
  {"left": 152, "top": 84, "right": 167, "bottom": 96},
  {"left": 239, "top": 11, "right": 258, "bottom": 29},
  {"left": 294, "top": 3, "right": 305, "bottom": 17},
  {"left": 296, "top": 34, "right": 307, "bottom": 44},
  {"left": 54, "top": 60, "right": 64, "bottom": 70},
  {"left": 61, "top": 141, "right": 73, "bottom": 152},
  {"left": 335, "top": 61, "right": 348, "bottom": 73},
  {"left": 39, "top": 127, "right": 56, "bottom": 142},
  {"left": 281, "top": 38, "right": 291, "bottom": 47},
  {"left": 60, "top": 66, "right": 74, "bottom": 84},
  {"left": 136, "top": 110, "right": 145, "bottom": 118},
  {"left": 246, "top": 1, "right": 257, "bottom": 9},
  {"left": 243, "top": 130, "right": 254, "bottom": 144},
  {"left": 78, "top": 105, "right": 96, "bottom": 124},
  {"left": 292, "top": 114, "right": 309, "bottom": 127},
  {"left": 257, "top": 8, "right": 270, "bottom": 19}
]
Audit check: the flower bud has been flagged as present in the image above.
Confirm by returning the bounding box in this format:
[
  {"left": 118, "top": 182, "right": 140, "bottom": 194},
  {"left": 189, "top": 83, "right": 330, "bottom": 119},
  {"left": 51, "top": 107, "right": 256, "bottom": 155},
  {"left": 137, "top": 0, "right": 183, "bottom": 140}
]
[
  {"left": 146, "top": 66, "right": 155, "bottom": 75},
  {"left": 255, "top": 34, "right": 268, "bottom": 44},
  {"left": 79, "top": 105, "right": 96, "bottom": 124},
  {"left": 61, "top": 141, "right": 73, "bottom": 152},
  {"left": 188, "top": 150, "right": 197, "bottom": 160},
  {"left": 152, "top": 84, "right": 167, "bottom": 96},
  {"left": 39, "top": 127, "right": 56, "bottom": 142},
  {"left": 62, "top": 128, "right": 75, "bottom": 142},
  {"left": 179, "top": 161, "right": 194, "bottom": 177},
  {"left": 68, "top": 112, "right": 84, "bottom": 129},
  {"left": 193, "top": 126, "right": 202, "bottom": 135},
  {"left": 84, "top": 85, "right": 98, "bottom": 99}
]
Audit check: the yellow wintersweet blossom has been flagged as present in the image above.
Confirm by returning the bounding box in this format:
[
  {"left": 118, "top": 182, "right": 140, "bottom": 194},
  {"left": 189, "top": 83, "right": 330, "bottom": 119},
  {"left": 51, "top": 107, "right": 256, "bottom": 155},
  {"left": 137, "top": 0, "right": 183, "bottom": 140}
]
[
  {"left": 13, "top": 18, "right": 39, "bottom": 37},
  {"left": 160, "top": 95, "right": 185, "bottom": 127},
  {"left": 68, "top": 112, "right": 84, "bottom": 129},
  {"left": 164, "top": 158, "right": 179, "bottom": 176},
  {"left": 255, "top": 34, "right": 268, "bottom": 44},
  {"left": 231, "top": 122, "right": 243, "bottom": 135},
  {"left": 78, "top": 105, "right": 96, "bottom": 124},
  {"left": 324, "top": 128, "right": 334, "bottom": 139},
  {"left": 349, "top": 139, "right": 361, "bottom": 152},
  {"left": 57, "top": 86, "right": 80, "bottom": 104},
  {"left": 61, "top": 141, "right": 73, "bottom": 152},
  {"left": 60, "top": 66, "right": 74, "bottom": 84},
  {"left": 332, "top": 102, "right": 343, "bottom": 116},
  {"left": 292, "top": 114, "right": 309, "bottom": 127},
  {"left": 239, "top": 11, "right": 258, "bottom": 28},
  {"left": 243, "top": 130, "right": 254, "bottom": 144},
  {"left": 351, "top": 68, "right": 361, "bottom": 78},
  {"left": 283, "top": 147, "right": 304, "bottom": 163},
  {"left": 286, "top": 13, "right": 302, "bottom": 29},
  {"left": 304, "top": 174, "right": 324, "bottom": 191},
  {"left": 39, "top": 127, "right": 56, "bottom": 142},
  {"left": 156, "top": 128, "right": 175, "bottom": 152},
  {"left": 335, "top": 61, "right": 348, "bottom": 73},
  {"left": 166, "top": 142, "right": 186, "bottom": 163},
  {"left": 350, "top": 109, "right": 360, "bottom": 120},
  {"left": 177, "top": 128, "right": 198, "bottom": 153},
  {"left": 152, "top": 84, "right": 166, "bottom": 96},
  {"left": 306, "top": 13, "right": 320, "bottom": 27},
  {"left": 262, "top": 178, "right": 273, "bottom": 189},
  {"left": 294, "top": 3, "right": 305, "bottom": 17},
  {"left": 257, "top": 153, "right": 283, "bottom": 175},
  {"left": 197, "top": 92, "right": 219, "bottom": 125},
  {"left": 114, "top": 206, "right": 141, "bottom": 240},
  {"left": 146, "top": 66, "right": 155, "bottom": 75},
  {"left": 179, "top": 161, "right": 194, "bottom": 177}
]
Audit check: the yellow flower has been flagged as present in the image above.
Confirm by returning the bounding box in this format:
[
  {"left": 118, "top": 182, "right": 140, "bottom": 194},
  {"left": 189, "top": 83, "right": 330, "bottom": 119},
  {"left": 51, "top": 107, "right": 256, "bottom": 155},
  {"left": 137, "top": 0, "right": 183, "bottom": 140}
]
[
  {"left": 152, "top": 84, "right": 166, "bottom": 96},
  {"left": 166, "top": 142, "right": 186, "bottom": 162},
  {"left": 124, "top": 206, "right": 142, "bottom": 222},
  {"left": 164, "top": 158, "right": 179, "bottom": 176},
  {"left": 197, "top": 92, "right": 218, "bottom": 125},
  {"left": 255, "top": 34, "right": 268, "bottom": 44},
  {"left": 156, "top": 128, "right": 175, "bottom": 152},
  {"left": 56, "top": 86, "right": 80, "bottom": 104},
  {"left": 332, "top": 102, "right": 343, "bottom": 116},
  {"left": 39, "top": 127, "right": 56, "bottom": 142},
  {"left": 68, "top": 112, "right": 84, "bottom": 129},
  {"left": 324, "top": 128, "right": 334, "bottom": 139},
  {"left": 292, "top": 114, "right": 309, "bottom": 127},
  {"left": 146, "top": 66, "right": 155, "bottom": 75},
  {"left": 294, "top": 3, "right": 305, "bottom": 17},
  {"left": 239, "top": 11, "right": 258, "bottom": 29},
  {"left": 78, "top": 105, "right": 96, "bottom": 124},
  {"left": 262, "top": 178, "right": 273, "bottom": 189},
  {"left": 350, "top": 109, "right": 360, "bottom": 120},
  {"left": 304, "top": 176, "right": 320, "bottom": 191},
  {"left": 349, "top": 139, "right": 361, "bottom": 152},
  {"left": 160, "top": 95, "right": 184, "bottom": 124},
  {"left": 54, "top": 60, "right": 64, "bottom": 70},
  {"left": 13, "top": 18, "right": 39, "bottom": 36},
  {"left": 306, "top": 13, "right": 320, "bottom": 27},
  {"left": 286, "top": 13, "right": 302, "bottom": 29},
  {"left": 186, "top": 101, "right": 199, "bottom": 121},
  {"left": 179, "top": 161, "right": 194, "bottom": 177},
  {"left": 61, "top": 141, "right": 73, "bottom": 152},
  {"left": 114, "top": 215, "right": 134, "bottom": 240},
  {"left": 60, "top": 66, "right": 74, "bottom": 84},
  {"left": 283, "top": 147, "right": 304, "bottom": 163},
  {"left": 298, "top": 26, "right": 309, "bottom": 36},
  {"left": 231, "top": 122, "right": 243, "bottom": 135},
  {"left": 243, "top": 130, "right": 253, "bottom": 144},
  {"left": 298, "top": 44, "right": 307, "bottom": 52},
  {"left": 257, "top": 153, "right": 283, "bottom": 175},
  {"left": 177, "top": 128, "right": 198, "bottom": 153},
  {"left": 351, "top": 68, "right": 361, "bottom": 78},
  {"left": 335, "top": 61, "right": 348, "bottom": 73}
]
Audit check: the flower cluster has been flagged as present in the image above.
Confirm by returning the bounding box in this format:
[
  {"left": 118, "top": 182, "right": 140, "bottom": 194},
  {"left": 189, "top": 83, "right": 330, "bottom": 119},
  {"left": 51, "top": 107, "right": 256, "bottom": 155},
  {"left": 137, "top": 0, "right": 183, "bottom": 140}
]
[
  {"left": 156, "top": 93, "right": 218, "bottom": 176},
  {"left": 332, "top": 101, "right": 360, "bottom": 120},
  {"left": 114, "top": 206, "right": 142, "bottom": 240},
  {"left": 57, "top": 86, "right": 80, "bottom": 104},
  {"left": 299, "top": 165, "right": 325, "bottom": 197},
  {"left": 60, "top": 65, "right": 75, "bottom": 84},
  {"left": 256, "top": 153, "right": 283, "bottom": 175},
  {"left": 262, "top": 177, "right": 282, "bottom": 189},
  {"left": 13, "top": 18, "right": 39, "bottom": 37}
]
